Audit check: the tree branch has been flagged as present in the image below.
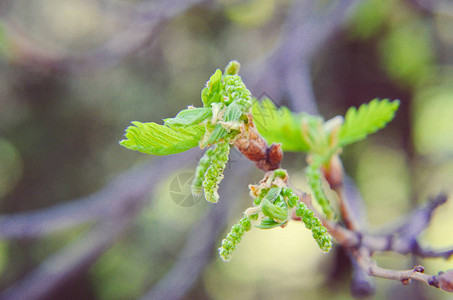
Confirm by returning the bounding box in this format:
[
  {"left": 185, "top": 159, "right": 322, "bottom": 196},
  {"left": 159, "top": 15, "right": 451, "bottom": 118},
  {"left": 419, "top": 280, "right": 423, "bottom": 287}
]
[
  {"left": 348, "top": 251, "right": 376, "bottom": 298},
  {"left": 0, "top": 150, "right": 197, "bottom": 239},
  {"left": 295, "top": 190, "right": 453, "bottom": 293},
  {"left": 1, "top": 0, "right": 207, "bottom": 73},
  {"left": 398, "top": 193, "right": 448, "bottom": 241},
  {"left": 0, "top": 149, "right": 202, "bottom": 299},
  {"left": 1, "top": 212, "right": 135, "bottom": 300},
  {"left": 248, "top": 0, "right": 360, "bottom": 114},
  {"left": 353, "top": 247, "right": 453, "bottom": 293},
  {"left": 414, "top": 245, "right": 453, "bottom": 259}
]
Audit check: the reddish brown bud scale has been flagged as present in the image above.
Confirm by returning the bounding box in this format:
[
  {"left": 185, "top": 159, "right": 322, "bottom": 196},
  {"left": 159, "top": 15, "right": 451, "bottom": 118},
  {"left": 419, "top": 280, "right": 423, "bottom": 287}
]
[
  {"left": 414, "top": 265, "right": 425, "bottom": 273},
  {"left": 438, "top": 270, "right": 453, "bottom": 293},
  {"left": 234, "top": 114, "right": 283, "bottom": 171},
  {"left": 267, "top": 144, "right": 283, "bottom": 168}
]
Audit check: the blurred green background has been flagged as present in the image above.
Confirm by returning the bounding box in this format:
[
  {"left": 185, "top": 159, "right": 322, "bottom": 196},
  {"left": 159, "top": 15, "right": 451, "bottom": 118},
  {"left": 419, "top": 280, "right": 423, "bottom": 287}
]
[{"left": 0, "top": 0, "right": 453, "bottom": 299}]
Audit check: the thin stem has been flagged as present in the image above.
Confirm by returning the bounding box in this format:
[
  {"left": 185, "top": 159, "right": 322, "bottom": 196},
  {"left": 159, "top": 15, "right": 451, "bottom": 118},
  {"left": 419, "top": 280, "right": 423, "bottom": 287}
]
[
  {"left": 323, "top": 156, "right": 359, "bottom": 230},
  {"left": 293, "top": 192, "right": 453, "bottom": 259},
  {"left": 353, "top": 248, "right": 443, "bottom": 290}
]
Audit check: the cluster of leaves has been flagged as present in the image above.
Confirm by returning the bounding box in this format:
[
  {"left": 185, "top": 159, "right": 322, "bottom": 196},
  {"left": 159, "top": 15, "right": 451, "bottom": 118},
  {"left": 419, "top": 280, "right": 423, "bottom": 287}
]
[
  {"left": 120, "top": 60, "right": 401, "bottom": 262},
  {"left": 120, "top": 60, "right": 252, "bottom": 154},
  {"left": 219, "top": 169, "right": 331, "bottom": 261},
  {"left": 120, "top": 61, "right": 253, "bottom": 203},
  {"left": 253, "top": 98, "right": 400, "bottom": 218},
  {"left": 254, "top": 186, "right": 290, "bottom": 229}
]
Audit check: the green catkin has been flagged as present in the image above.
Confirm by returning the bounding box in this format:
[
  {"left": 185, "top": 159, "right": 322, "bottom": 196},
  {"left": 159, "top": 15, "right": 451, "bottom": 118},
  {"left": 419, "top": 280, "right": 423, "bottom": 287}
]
[
  {"left": 295, "top": 202, "right": 332, "bottom": 252},
  {"left": 306, "top": 155, "right": 334, "bottom": 218},
  {"left": 203, "top": 142, "right": 230, "bottom": 203},
  {"left": 223, "top": 75, "right": 252, "bottom": 111},
  {"left": 191, "top": 147, "right": 216, "bottom": 197},
  {"left": 218, "top": 216, "right": 252, "bottom": 261}
]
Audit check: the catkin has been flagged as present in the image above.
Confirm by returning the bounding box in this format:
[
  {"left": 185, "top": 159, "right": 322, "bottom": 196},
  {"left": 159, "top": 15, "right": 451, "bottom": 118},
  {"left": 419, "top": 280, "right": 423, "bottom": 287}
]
[
  {"left": 191, "top": 147, "right": 216, "bottom": 197},
  {"left": 295, "top": 201, "right": 332, "bottom": 252},
  {"left": 306, "top": 155, "right": 334, "bottom": 218},
  {"left": 223, "top": 75, "right": 252, "bottom": 111},
  {"left": 218, "top": 216, "right": 252, "bottom": 261},
  {"left": 203, "top": 142, "right": 230, "bottom": 203}
]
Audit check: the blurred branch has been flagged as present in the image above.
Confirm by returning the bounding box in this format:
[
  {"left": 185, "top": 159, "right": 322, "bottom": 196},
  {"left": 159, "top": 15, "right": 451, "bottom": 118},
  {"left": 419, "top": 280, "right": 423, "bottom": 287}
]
[
  {"left": 321, "top": 194, "right": 453, "bottom": 259},
  {"left": 353, "top": 249, "right": 435, "bottom": 288},
  {"left": 1, "top": 214, "right": 133, "bottom": 300},
  {"left": 348, "top": 251, "right": 376, "bottom": 298},
  {"left": 0, "top": 150, "right": 197, "bottom": 239},
  {"left": 347, "top": 194, "right": 452, "bottom": 258},
  {"left": 297, "top": 192, "right": 453, "bottom": 293},
  {"left": 341, "top": 174, "right": 376, "bottom": 296},
  {"left": 249, "top": 0, "right": 360, "bottom": 114},
  {"left": 1, "top": 0, "right": 207, "bottom": 73},
  {"left": 414, "top": 246, "right": 453, "bottom": 259},
  {"left": 0, "top": 149, "right": 199, "bottom": 299},
  {"left": 142, "top": 163, "right": 251, "bottom": 300},
  {"left": 342, "top": 174, "right": 368, "bottom": 228},
  {"left": 398, "top": 194, "right": 448, "bottom": 243},
  {"left": 408, "top": 0, "right": 453, "bottom": 17}
]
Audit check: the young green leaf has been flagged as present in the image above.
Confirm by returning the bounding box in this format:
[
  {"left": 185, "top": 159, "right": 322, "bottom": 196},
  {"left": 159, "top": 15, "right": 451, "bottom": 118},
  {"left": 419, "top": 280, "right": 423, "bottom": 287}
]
[
  {"left": 202, "top": 69, "right": 224, "bottom": 107},
  {"left": 223, "top": 102, "right": 243, "bottom": 123},
  {"left": 204, "top": 104, "right": 244, "bottom": 146},
  {"left": 255, "top": 219, "right": 282, "bottom": 229},
  {"left": 251, "top": 98, "right": 312, "bottom": 152},
  {"left": 261, "top": 199, "right": 288, "bottom": 222},
  {"left": 339, "top": 98, "right": 400, "bottom": 146},
  {"left": 120, "top": 122, "right": 205, "bottom": 155},
  {"left": 205, "top": 123, "right": 229, "bottom": 146},
  {"left": 264, "top": 186, "right": 282, "bottom": 202},
  {"left": 164, "top": 107, "right": 212, "bottom": 126}
]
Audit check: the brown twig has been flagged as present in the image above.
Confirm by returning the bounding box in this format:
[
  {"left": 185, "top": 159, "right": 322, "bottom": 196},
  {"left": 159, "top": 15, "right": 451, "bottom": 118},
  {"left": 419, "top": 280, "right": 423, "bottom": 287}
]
[
  {"left": 352, "top": 247, "right": 453, "bottom": 293},
  {"left": 292, "top": 176, "right": 452, "bottom": 293},
  {"left": 353, "top": 248, "right": 437, "bottom": 288},
  {"left": 322, "top": 155, "right": 360, "bottom": 231}
]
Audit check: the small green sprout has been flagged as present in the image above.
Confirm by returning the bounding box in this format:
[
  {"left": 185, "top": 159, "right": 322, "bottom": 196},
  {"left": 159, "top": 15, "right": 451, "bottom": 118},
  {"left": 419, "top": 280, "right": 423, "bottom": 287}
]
[{"left": 121, "top": 61, "right": 254, "bottom": 204}]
